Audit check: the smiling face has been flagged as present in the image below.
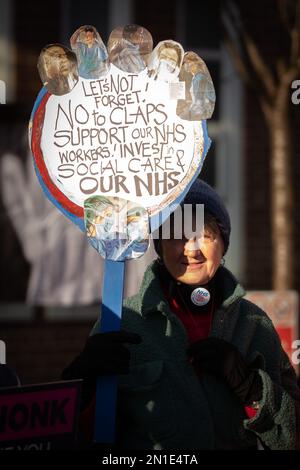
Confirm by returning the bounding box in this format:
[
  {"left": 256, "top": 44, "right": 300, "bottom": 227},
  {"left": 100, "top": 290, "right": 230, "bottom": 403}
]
[{"left": 160, "top": 214, "right": 224, "bottom": 285}]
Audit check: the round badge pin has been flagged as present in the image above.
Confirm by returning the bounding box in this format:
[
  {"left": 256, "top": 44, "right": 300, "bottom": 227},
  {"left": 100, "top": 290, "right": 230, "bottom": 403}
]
[{"left": 191, "top": 287, "right": 210, "bottom": 306}]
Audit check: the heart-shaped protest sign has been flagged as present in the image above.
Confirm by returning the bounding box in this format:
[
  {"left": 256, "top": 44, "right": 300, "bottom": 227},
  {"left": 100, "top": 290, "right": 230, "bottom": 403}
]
[{"left": 29, "top": 24, "right": 216, "bottom": 443}]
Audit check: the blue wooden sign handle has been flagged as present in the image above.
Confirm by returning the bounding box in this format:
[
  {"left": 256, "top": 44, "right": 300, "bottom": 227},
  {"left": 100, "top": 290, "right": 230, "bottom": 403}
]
[{"left": 93, "top": 259, "right": 125, "bottom": 443}]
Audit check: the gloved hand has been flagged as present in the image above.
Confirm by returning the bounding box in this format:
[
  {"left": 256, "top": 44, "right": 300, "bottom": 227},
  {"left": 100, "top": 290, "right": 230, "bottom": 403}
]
[
  {"left": 187, "top": 337, "right": 262, "bottom": 406},
  {"left": 61, "top": 330, "right": 142, "bottom": 411},
  {"left": 61, "top": 330, "right": 142, "bottom": 381}
]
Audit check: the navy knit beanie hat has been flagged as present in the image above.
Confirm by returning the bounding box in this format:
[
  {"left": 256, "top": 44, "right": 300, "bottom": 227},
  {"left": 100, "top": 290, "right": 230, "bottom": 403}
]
[{"left": 153, "top": 178, "right": 231, "bottom": 254}]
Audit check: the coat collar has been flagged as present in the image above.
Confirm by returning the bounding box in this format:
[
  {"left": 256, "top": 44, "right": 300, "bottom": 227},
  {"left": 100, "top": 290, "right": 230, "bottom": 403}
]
[{"left": 138, "top": 259, "right": 246, "bottom": 317}]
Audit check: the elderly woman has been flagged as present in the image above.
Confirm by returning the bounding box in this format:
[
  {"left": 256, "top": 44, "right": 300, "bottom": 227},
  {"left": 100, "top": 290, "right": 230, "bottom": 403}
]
[{"left": 62, "top": 179, "right": 300, "bottom": 450}]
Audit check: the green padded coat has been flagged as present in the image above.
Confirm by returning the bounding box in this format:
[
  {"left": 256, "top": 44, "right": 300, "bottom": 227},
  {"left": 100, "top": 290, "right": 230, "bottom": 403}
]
[{"left": 92, "top": 259, "right": 300, "bottom": 450}]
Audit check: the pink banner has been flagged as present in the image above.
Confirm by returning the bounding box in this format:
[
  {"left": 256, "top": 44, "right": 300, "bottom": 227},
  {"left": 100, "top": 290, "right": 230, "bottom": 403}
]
[{"left": 0, "top": 383, "right": 79, "bottom": 442}]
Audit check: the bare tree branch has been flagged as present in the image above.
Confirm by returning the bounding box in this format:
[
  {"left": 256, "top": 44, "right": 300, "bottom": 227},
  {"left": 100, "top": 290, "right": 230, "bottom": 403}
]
[
  {"left": 223, "top": 0, "right": 277, "bottom": 98},
  {"left": 223, "top": 35, "right": 252, "bottom": 84},
  {"left": 243, "top": 31, "right": 277, "bottom": 98},
  {"left": 276, "top": 56, "right": 288, "bottom": 77},
  {"left": 223, "top": 0, "right": 297, "bottom": 289},
  {"left": 260, "top": 96, "right": 274, "bottom": 125},
  {"left": 277, "top": 0, "right": 293, "bottom": 31},
  {"left": 281, "top": 57, "right": 300, "bottom": 85}
]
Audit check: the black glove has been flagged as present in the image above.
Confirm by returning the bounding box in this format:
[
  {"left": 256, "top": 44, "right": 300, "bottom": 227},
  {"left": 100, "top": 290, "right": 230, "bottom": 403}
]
[
  {"left": 187, "top": 337, "right": 262, "bottom": 406},
  {"left": 62, "top": 330, "right": 142, "bottom": 381},
  {"left": 61, "top": 330, "right": 142, "bottom": 410}
]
